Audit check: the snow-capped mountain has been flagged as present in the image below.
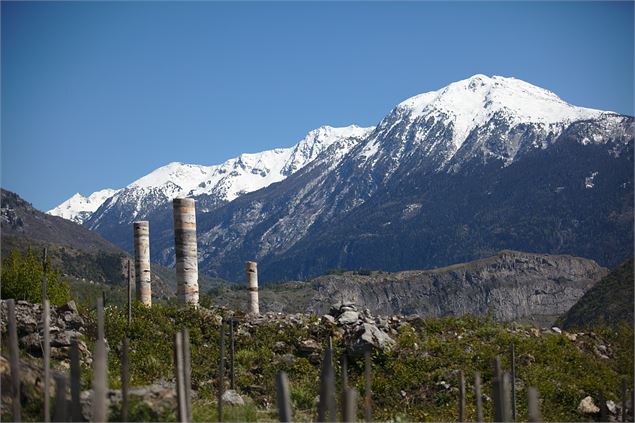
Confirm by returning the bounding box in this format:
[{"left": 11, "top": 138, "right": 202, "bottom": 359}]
[
  {"left": 51, "top": 74, "right": 633, "bottom": 282},
  {"left": 48, "top": 188, "right": 118, "bottom": 224},
  {"left": 356, "top": 75, "right": 618, "bottom": 177},
  {"left": 49, "top": 125, "right": 373, "bottom": 226},
  {"left": 189, "top": 74, "right": 633, "bottom": 281}
]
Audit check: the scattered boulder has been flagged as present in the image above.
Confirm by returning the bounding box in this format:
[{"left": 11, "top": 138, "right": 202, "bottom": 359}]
[
  {"left": 50, "top": 330, "right": 82, "bottom": 348},
  {"left": 347, "top": 323, "right": 395, "bottom": 355},
  {"left": 337, "top": 310, "right": 359, "bottom": 325},
  {"left": 298, "top": 339, "right": 321, "bottom": 355},
  {"left": 57, "top": 300, "right": 79, "bottom": 315},
  {"left": 578, "top": 396, "right": 600, "bottom": 414},
  {"left": 279, "top": 354, "right": 297, "bottom": 366},
  {"left": 329, "top": 302, "right": 356, "bottom": 317},
  {"left": 321, "top": 314, "right": 336, "bottom": 325},
  {"left": 221, "top": 389, "right": 245, "bottom": 406}
]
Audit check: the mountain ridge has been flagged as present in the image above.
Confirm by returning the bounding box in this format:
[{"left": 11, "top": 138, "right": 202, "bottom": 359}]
[
  {"left": 45, "top": 75, "right": 634, "bottom": 281},
  {"left": 49, "top": 124, "right": 373, "bottom": 224},
  {"left": 192, "top": 76, "right": 633, "bottom": 281}
]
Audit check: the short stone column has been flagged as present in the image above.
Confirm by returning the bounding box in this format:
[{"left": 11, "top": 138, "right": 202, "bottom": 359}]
[
  {"left": 245, "top": 261, "right": 259, "bottom": 315},
  {"left": 173, "top": 198, "right": 199, "bottom": 307},
  {"left": 133, "top": 221, "right": 152, "bottom": 306}
]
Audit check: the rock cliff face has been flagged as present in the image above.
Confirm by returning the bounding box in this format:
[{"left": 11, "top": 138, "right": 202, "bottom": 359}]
[
  {"left": 306, "top": 251, "right": 607, "bottom": 321},
  {"left": 249, "top": 251, "right": 608, "bottom": 321}
]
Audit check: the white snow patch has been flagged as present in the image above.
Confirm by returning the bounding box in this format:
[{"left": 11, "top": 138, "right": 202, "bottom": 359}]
[
  {"left": 585, "top": 171, "right": 599, "bottom": 189},
  {"left": 48, "top": 188, "right": 118, "bottom": 223}
]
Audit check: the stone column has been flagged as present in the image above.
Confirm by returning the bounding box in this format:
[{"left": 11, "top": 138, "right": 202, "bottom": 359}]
[
  {"left": 133, "top": 221, "right": 152, "bottom": 307},
  {"left": 246, "top": 261, "right": 259, "bottom": 315},
  {"left": 173, "top": 198, "right": 199, "bottom": 307}
]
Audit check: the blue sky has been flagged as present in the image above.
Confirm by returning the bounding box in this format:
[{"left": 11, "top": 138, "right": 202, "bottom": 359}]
[{"left": 2, "top": 1, "right": 633, "bottom": 211}]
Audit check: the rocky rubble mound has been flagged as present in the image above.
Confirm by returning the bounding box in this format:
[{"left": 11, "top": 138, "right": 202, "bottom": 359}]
[
  {"left": 0, "top": 299, "right": 91, "bottom": 365},
  {"left": 237, "top": 302, "right": 398, "bottom": 356},
  {"left": 323, "top": 302, "right": 396, "bottom": 354}
]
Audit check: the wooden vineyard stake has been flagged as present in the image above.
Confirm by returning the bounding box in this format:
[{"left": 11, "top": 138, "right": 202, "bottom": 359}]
[
  {"left": 218, "top": 320, "right": 225, "bottom": 422},
  {"left": 621, "top": 376, "right": 628, "bottom": 422},
  {"left": 92, "top": 297, "right": 108, "bottom": 422},
  {"left": 42, "top": 247, "right": 48, "bottom": 303},
  {"left": 510, "top": 343, "right": 517, "bottom": 421},
  {"left": 52, "top": 374, "right": 68, "bottom": 422},
  {"left": 474, "top": 372, "right": 484, "bottom": 423},
  {"left": 599, "top": 389, "right": 608, "bottom": 422},
  {"left": 183, "top": 328, "right": 192, "bottom": 422},
  {"left": 527, "top": 387, "right": 542, "bottom": 422},
  {"left": 121, "top": 338, "right": 130, "bottom": 422},
  {"left": 70, "top": 339, "right": 82, "bottom": 422},
  {"left": 458, "top": 369, "right": 465, "bottom": 422},
  {"left": 127, "top": 259, "right": 132, "bottom": 326},
  {"left": 43, "top": 299, "right": 51, "bottom": 422},
  {"left": 230, "top": 319, "right": 235, "bottom": 390},
  {"left": 174, "top": 331, "right": 187, "bottom": 423},
  {"left": 7, "top": 299, "right": 21, "bottom": 422},
  {"left": 341, "top": 353, "right": 349, "bottom": 420},
  {"left": 343, "top": 388, "right": 358, "bottom": 423},
  {"left": 317, "top": 340, "right": 336, "bottom": 422},
  {"left": 92, "top": 296, "right": 108, "bottom": 422},
  {"left": 364, "top": 349, "right": 372, "bottom": 422},
  {"left": 492, "top": 356, "right": 511, "bottom": 422},
  {"left": 276, "top": 371, "right": 293, "bottom": 422}
]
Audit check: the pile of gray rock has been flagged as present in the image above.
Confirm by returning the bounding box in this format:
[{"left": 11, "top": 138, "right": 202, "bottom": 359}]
[
  {"left": 0, "top": 299, "right": 91, "bottom": 366},
  {"left": 323, "top": 302, "right": 396, "bottom": 355},
  {"left": 239, "top": 302, "right": 400, "bottom": 356}
]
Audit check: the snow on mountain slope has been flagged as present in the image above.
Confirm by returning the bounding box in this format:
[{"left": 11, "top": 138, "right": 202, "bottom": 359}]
[
  {"left": 52, "top": 125, "right": 373, "bottom": 226},
  {"left": 398, "top": 75, "right": 606, "bottom": 146},
  {"left": 48, "top": 188, "right": 118, "bottom": 224},
  {"left": 359, "top": 74, "right": 613, "bottom": 170}
]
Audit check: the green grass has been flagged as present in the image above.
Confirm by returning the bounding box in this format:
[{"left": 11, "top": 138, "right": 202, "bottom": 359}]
[
  {"left": 98, "top": 305, "right": 633, "bottom": 421},
  {"left": 5, "top": 301, "right": 633, "bottom": 422}
]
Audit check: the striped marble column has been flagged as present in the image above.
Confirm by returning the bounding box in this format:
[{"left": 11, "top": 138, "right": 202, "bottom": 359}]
[
  {"left": 245, "top": 261, "right": 259, "bottom": 315},
  {"left": 133, "top": 221, "right": 152, "bottom": 306},
  {"left": 173, "top": 198, "right": 199, "bottom": 307}
]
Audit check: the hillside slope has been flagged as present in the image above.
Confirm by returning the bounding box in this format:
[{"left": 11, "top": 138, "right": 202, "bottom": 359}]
[
  {"left": 1, "top": 189, "right": 194, "bottom": 299},
  {"left": 556, "top": 258, "right": 634, "bottom": 329}
]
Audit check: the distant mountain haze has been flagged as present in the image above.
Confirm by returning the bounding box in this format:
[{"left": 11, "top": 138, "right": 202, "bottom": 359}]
[{"left": 48, "top": 75, "right": 634, "bottom": 282}]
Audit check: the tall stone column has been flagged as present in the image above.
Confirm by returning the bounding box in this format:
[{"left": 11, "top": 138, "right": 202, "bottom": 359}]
[
  {"left": 133, "top": 221, "right": 152, "bottom": 306},
  {"left": 245, "top": 261, "right": 259, "bottom": 315},
  {"left": 173, "top": 198, "right": 199, "bottom": 307}
]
